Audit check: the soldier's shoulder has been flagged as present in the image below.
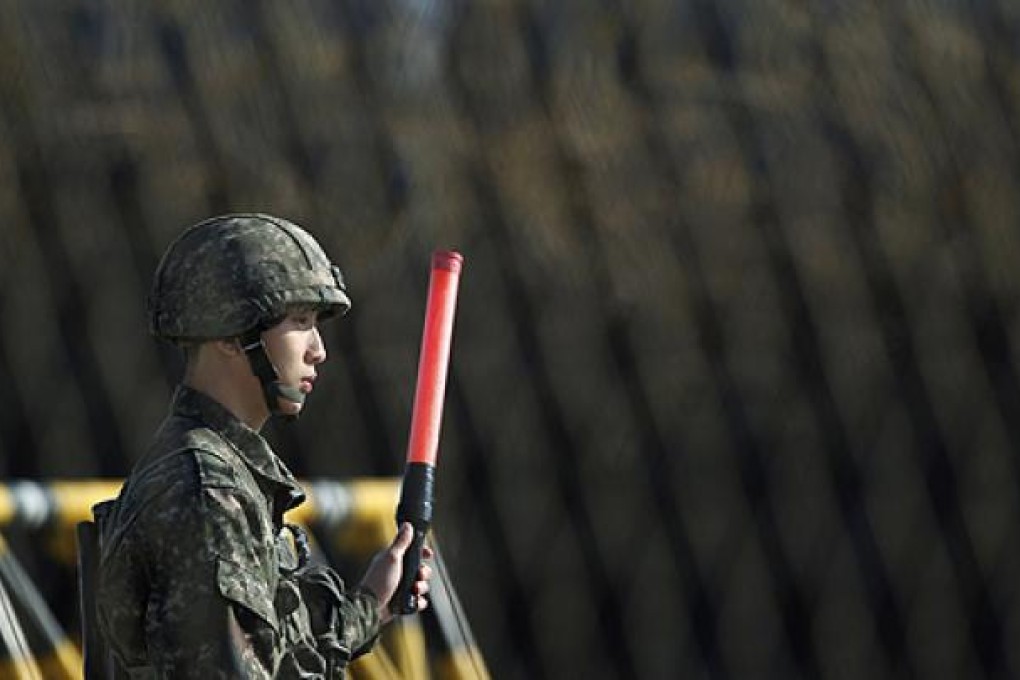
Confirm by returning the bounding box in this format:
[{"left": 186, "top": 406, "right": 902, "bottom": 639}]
[
  {"left": 174, "top": 427, "right": 251, "bottom": 490},
  {"left": 130, "top": 424, "right": 246, "bottom": 492}
]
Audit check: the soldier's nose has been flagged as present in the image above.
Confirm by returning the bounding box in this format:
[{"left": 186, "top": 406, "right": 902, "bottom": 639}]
[{"left": 308, "top": 328, "right": 326, "bottom": 364}]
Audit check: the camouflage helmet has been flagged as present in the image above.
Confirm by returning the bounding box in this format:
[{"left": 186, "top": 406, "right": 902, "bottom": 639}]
[{"left": 149, "top": 213, "right": 351, "bottom": 341}]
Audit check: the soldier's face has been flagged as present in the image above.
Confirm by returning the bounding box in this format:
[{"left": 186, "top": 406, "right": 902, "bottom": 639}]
[{"left": 262, "top": 307, "right": 327, "bottom": 416}]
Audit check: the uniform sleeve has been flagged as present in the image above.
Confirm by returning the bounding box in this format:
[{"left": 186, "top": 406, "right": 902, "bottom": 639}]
[
  {"left": 141, "top": 458, "right": 280, "bottom": 678},
  {"left": 296, "top": 563, "right": 383, "bottom": 666}
]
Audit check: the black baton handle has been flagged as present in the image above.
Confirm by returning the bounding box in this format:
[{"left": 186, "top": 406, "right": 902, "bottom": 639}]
[
  {"left": 393, "top": 524, "right": 429, "bottom": 615},
  {"left": 392, "top": 462, "right": 434, "bottom": 615}
]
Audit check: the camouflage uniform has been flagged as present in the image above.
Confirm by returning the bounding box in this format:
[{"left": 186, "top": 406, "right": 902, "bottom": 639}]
[{"left": 95, "top": 215, "right": 379, "bottom": 678}]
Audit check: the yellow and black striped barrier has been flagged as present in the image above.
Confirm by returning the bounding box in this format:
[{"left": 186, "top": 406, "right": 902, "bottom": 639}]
[
  {"left": 0, "top": 480, "right": 490, "bottom": 680},
  {"left": 0, "top": 478, "right": 394, "bottom": 534}
]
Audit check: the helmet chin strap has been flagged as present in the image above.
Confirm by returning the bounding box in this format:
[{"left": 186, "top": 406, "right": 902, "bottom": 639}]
[{"left": 240, "top": 328, "right": 304, "bottom": 421}]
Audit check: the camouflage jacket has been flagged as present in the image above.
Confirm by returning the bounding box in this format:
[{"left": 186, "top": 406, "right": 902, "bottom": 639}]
[{"left": 96, "top": 385, "right": 381, "bottom": 678}]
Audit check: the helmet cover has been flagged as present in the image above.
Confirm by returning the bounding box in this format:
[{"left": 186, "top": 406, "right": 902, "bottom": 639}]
[{"left": 149, "top": 213, "right": 351, "bottom": 341}]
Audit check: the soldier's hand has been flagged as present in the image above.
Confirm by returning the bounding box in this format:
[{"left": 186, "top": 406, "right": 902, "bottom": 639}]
[{"left": 360, "top": 523, "right": 433, "bottom": 624}]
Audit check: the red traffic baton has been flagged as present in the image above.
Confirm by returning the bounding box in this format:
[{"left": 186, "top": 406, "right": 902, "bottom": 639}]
[{"left": 392, "top": 251, "right": 463, "bottom": 615}]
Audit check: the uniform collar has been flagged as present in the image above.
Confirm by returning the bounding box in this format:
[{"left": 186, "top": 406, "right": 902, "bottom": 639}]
[{"left": 171, "top": 385, "right": 306, "bottom": 511}]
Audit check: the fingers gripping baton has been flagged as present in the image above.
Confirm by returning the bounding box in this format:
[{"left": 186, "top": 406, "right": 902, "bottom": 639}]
[{"left": 393, "top": 251, "right": 463, "bottom": 615}]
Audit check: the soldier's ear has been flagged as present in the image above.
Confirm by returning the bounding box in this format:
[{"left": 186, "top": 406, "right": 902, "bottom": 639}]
[{"left": 212, "top": 338, "right": 245, "bottom": 357}]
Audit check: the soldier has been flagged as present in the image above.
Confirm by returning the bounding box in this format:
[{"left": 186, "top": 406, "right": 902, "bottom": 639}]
[{"left": 95, "top": 214, "right": 430, "bottom": 678}]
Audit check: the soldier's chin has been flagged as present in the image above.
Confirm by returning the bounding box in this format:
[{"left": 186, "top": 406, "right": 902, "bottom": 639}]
[{"left": 276, "top": 397, "right": 304, "bottom": 416}]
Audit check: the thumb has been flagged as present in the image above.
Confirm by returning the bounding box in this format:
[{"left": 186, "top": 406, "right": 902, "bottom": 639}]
[{"left": 390, "top": 522, "right": 415, "bottom": 555}]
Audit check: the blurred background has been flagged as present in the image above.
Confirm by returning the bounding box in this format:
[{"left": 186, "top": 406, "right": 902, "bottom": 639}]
[{"left": 1, "top": 0, "right": 1019, "bottom": 678}]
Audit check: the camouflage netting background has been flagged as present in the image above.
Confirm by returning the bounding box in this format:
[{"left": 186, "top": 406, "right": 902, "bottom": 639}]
[{"left": 1, "top": 0, "right": 1019, "bottom": 678}]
